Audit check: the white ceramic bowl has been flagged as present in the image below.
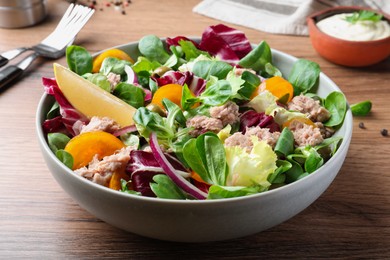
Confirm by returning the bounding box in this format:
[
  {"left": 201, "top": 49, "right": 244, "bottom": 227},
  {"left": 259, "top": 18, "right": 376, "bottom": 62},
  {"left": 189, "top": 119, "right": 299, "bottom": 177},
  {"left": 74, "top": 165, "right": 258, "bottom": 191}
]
[{"left": 36, "top": 41, "right": 353, "bottom": 242}]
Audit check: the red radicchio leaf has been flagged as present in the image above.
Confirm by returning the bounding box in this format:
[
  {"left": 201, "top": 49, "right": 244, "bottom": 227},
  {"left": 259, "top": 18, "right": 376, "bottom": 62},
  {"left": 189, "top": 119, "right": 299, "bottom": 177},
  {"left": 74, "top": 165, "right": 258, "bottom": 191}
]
[
  {"left": 42, "top": 116, "right": 68, "bottom": 135},
  {"left": 42, "top": 77, "right": 89, "bottom": 136},
  {"left": 112, "top": 125, "right": 138, "bottom": 137},
  {"left": 126, "top": 150, "right": 188, "bottom": 197},
  {"left": 153, "top": 71, "right": 206, "bottom": 96},
  {"left": 191, "top": 178, "right": 211, "bottom": 194},
  {"left": 240, "top": 110, "right": 280, "bottom": 133},
  {"left": 166, "top": 36, "right": 200, "bottom": 49},
  {"left": 199, "top": 24, "right": 252, "bottom": 63}
]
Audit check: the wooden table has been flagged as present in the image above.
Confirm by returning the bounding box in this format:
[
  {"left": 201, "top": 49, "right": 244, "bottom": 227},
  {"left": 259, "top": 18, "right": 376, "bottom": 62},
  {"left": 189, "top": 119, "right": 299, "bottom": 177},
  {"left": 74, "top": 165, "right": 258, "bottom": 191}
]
[{"left": 1, "top": 0, "right": 389, "bottom": 258}]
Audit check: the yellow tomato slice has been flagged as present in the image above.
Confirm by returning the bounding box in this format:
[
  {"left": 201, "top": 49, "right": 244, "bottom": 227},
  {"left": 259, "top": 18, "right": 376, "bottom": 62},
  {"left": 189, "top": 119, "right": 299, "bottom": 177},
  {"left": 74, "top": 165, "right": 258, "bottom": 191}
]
[
  {"left": 109, "top": 170, "right": 130, "bottom": 191},
  {"left": 151, "top": 83, "right": 183, "bottom": 109},
  {"left": 251, "top": 76, "right": 294, "bottom": 104},
  {"left": 92, "top": 48, "right": 134, "bottom": 73},
  {"left": 282, "top": 117, "right": 316, "bottom": 129},
  {"left": 65, "top": 131, "right": 126, "bottom": 170}
]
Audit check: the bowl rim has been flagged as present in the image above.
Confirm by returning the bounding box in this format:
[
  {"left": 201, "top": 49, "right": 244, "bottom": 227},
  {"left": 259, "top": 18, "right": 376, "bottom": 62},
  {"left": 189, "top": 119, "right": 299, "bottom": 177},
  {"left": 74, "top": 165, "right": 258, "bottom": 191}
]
[
  {"left": 307, "top": 5, "right": 390, "bottom": 45},
  {"left": 36, "top": 40, "right": 353, "bottom": 205}
]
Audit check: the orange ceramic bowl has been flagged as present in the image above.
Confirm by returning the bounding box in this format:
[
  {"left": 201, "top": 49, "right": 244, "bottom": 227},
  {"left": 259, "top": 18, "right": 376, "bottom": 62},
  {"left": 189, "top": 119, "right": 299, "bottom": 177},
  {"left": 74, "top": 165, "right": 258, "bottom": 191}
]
[{"left": 307, "top": 6, "right": 390, "bottom": 67}]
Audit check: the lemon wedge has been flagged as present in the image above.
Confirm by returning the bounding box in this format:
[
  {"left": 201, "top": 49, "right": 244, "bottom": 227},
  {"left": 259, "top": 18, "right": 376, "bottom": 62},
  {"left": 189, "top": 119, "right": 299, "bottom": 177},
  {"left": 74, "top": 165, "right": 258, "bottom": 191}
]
[{"left": 53, "top": 63, "right": 136, "bottom": 127}]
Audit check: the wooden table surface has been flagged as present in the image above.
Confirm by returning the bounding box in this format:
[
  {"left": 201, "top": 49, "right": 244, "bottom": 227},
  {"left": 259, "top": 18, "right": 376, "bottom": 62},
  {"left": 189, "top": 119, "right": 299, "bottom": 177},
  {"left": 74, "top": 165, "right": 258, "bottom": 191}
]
[{"left": 1, "top": 0, "right": 389, "bottom": 258}]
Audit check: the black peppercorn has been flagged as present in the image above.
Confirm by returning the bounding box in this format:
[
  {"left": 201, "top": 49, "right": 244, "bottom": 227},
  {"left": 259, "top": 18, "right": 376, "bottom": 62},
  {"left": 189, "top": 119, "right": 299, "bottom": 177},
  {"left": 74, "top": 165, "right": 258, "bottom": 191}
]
[
  {"left": 380, "top": 129, "right": 388, "bottom": 137},
  {"left": 358, "top": 122, "right": 365, "bottom": 129}
]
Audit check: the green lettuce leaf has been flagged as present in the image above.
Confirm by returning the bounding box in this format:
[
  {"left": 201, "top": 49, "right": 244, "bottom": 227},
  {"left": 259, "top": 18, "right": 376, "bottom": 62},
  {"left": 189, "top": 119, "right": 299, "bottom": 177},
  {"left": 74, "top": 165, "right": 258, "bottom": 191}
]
[{"left": 225, "top": 137, "right": 277, "bottom": 187}]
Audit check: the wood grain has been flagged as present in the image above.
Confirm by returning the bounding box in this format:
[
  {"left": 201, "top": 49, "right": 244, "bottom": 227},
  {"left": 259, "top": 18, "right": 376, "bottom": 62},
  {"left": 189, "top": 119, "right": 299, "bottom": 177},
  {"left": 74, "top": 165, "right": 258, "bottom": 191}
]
[{"left": 1, "top": 0, "right": 389, "bottom": 258}]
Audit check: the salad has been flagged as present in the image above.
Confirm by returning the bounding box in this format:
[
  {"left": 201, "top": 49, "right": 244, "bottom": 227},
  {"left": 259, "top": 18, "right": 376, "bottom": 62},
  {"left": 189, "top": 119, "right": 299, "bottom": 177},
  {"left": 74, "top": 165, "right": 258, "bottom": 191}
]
[{"left": 42, "top": 24, "right": 347, "bottom": 200}]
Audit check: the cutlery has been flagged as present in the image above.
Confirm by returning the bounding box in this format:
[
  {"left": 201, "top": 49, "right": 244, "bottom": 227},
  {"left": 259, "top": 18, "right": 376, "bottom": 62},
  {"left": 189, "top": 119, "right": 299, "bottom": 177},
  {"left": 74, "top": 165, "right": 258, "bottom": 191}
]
[{"left": 0, "top": 4, "right": 94, "bottom": 91}]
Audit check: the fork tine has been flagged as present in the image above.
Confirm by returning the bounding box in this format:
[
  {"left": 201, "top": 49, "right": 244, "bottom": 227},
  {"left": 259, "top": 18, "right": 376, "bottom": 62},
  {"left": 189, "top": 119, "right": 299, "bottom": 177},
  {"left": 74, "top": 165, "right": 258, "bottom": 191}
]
[
  {"left": 54, "top": 7, "right": 94, "bottom": 49},
  {"left": 41, "top": 4, "right": 76, "bottom": 44},
  {"left": 40, "top": 4, "right": 94, "bottom": 50},
  {"left": 53, "top": 3, "right": 75, "bottom": 31}
]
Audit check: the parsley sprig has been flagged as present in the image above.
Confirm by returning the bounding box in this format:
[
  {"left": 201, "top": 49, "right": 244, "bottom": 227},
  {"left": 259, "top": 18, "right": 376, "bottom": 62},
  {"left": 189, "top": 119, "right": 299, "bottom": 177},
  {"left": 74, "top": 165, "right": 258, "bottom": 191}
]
[{"left": 345, "top": 10, "right": 383, "bottom": 24}]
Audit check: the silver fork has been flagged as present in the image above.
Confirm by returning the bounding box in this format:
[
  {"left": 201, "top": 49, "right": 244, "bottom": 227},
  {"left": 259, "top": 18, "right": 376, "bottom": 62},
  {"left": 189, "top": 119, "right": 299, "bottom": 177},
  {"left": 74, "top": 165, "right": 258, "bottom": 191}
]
[{"left": 0, "top": 4, "right": 94, "bottom": 91}]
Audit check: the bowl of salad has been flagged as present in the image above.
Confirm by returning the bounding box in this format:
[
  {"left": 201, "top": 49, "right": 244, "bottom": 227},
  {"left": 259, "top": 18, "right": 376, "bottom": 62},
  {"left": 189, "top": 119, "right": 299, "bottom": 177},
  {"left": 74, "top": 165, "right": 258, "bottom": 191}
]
[{"left": 36, "top": 24, "right": 352, "bottom": 242}]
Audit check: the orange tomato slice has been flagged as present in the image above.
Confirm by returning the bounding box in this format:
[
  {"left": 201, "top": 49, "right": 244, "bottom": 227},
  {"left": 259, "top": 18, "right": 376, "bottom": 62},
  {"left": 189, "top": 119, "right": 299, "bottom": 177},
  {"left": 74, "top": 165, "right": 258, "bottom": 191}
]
[
  {"left": 109, "top": 170, "right": 130, "bottom": 191},
  {"left": 264, "top": 76, "right": 294, "bottom": 103},
  {"left": 65, "top": 131, "right": 126, "bottom": 170},
  {"left": 282, "top": 117, "right": 316, "bottom": 129},
  {"left": 251, "top": 76, "right": 294, "bottom": 103},
  {"left": 92, "top": 49, "right": 134, "bottom": 73},
  {"left": 151, "top": 83, "right": 183, "bottom": 109},
  {"left": 190, "top": 170, "right": 208, "bottom": 184}
]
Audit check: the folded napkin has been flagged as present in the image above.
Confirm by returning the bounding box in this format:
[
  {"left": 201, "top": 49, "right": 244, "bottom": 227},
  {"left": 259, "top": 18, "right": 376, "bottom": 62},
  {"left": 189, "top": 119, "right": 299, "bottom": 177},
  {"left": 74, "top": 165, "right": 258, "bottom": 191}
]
[{"left": 193, "top": 0, "right": 390, "bottom": 35}]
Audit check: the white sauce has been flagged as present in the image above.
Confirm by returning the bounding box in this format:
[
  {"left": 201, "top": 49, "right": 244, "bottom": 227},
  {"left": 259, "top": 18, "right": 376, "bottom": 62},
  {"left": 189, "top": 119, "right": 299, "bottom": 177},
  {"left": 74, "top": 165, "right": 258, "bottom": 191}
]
[{"left": 316, "top": 13, "right": 390, "bottom": 41}]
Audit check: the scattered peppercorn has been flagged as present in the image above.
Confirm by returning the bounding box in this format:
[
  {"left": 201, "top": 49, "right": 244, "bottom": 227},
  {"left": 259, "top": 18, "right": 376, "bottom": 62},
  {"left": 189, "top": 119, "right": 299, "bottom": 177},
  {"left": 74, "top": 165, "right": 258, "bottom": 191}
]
[
  {"left": 380, "top": 129, "right": 388, "bottom": 137},
  {"left": 358, "top": 122, "right": 365, "bottom": 129},
  {"left": 68, "top": 0, "right": 131, "bottom": 14}
]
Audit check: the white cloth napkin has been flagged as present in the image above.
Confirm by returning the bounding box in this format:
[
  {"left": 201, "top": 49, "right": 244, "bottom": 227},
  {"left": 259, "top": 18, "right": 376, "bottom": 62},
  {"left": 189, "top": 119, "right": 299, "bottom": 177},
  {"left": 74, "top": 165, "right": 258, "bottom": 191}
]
[{"left": 193, "top": 0, "right": 390, "bottom": 35}]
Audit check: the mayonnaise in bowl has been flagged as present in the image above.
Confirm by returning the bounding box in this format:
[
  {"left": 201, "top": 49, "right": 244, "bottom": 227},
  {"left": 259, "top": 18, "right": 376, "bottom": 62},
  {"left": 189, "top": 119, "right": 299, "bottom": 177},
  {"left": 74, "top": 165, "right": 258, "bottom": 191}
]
[{"left": 317, "top": 12, "right": 390, "bottom": 41}]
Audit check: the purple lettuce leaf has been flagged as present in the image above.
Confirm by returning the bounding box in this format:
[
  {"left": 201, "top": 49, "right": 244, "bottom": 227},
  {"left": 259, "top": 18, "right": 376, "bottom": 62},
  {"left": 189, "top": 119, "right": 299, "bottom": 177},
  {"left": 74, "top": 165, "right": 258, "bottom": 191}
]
[
  {"left": 199, "top": 24, "right": 252, "bottom": 63},
  {"left": 126, "top": 150, "right": 188, "bottom": 197},
  {"left": 42, "top": 116, "right": 68, "bottom": 135},
  {"left": 152, "top": 71, "right": 206, "bottom": 96},
  {"left": 240, "top": 110, "right": 280, "bottom": 133},
  {"left": 42, "top": 77, "right": 89, "bottom": 136},
  {"left": 166, "top": 36, "right": 200, "bottom": 49}
]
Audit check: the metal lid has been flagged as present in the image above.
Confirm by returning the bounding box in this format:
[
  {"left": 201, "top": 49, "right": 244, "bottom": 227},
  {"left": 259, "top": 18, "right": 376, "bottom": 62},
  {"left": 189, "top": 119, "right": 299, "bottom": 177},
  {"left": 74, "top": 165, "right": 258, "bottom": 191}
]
[
  {"left": 0, "top": 0, "right": 45, "bottom": 9},
  {"left": 0, "top": 0, "right": 47, "bottom": 28}
]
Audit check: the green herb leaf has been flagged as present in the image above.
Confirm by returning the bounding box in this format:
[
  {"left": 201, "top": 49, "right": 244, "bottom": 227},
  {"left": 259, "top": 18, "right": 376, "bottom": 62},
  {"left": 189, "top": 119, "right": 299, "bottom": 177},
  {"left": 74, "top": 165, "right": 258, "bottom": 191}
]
[
  {"left": 267, "top": 160, "right": 292, "bottom": 184},
  {"left": 323, "top": 91, "right": 347, "bottom": 127},
  {"left": 120, "top": 134, "right": 140, "bottom": 148},
  {"left": 100, "top": 57, "right": 132, "bottom": 76},
  {"left": 162, "top": 98, "right": 187, "bottom": 127},
  {"left": 66, "top": 45, "right": 93, "bottom": 75},
  {"left": 133, "top": 107, "right": 174, "bottom": 140},
  {"left": 48, "top": 133, "right": 71, "bottom": 153},
  {"left": 183, "top": 132, "right": 228, "bottom": 185},
  {"left": 120, "top": 179, "right": 141, "bottom": 195},
  {"left": 350, "top": 100, "right": 372, "bottom": 116},
  {"left": 46, "top": 102, "right": 60, "bottom": 119},
  {"left": 132, "top": 56, "right": 161, "bottom": 74},
  {"left": 113, "top": 82, "right": 145, "bottom": 108},
  {"left": 138, "top": 35, "right": 170, "bottom": 64},
  {"left": 237, "top": 70, "right": 261, "bottom": 100},
  {"left": 238, "top": 41, "right": 272, "bottom": 72},
  {"left": 83, "top": 73, "right": 111, "bottom": 92},
  {"left": 207, "top": 185, "right": 266, "bottom": 199},
  {"left": 181, "top": 84, "right": 200, "bottom": 111},
  {"left": 192, "top": 60, "right": 233, "bottom": 80},
  {"left": 55, "top": 149, "right": 73, "bottom": 169},
  {"left": 199, "top": 80, "right": 232, "bottom": 106},
  {"left": 284, "top": 160, "right": 305, "bottom": 183},
  {"left": 150, "top": 174, "right": 187, "bottom": 199},
  {"left": 178, "top": 40, "right": 210, "bottom": 61},
  {"left": 274, "top": 127, "right": 294, "bottom": 157},
  {"left": 304, "top": 148, "right": 324, "bottom": 173},
  {"left": 288, "top": 59, "right": 320, "bottom": 96},
  {"left": 345, "top": 10, "right": 383, "bottom": 24}
]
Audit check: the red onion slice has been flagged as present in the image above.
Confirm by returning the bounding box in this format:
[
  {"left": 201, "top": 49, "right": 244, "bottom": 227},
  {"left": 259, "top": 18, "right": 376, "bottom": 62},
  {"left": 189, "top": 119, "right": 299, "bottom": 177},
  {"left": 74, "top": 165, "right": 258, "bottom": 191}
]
[
  {"left": 112, "top": 125, "right": 138, "bottom": 137},
  {"left": 149, "top": 132, "right": 208, "bottom": 200}
]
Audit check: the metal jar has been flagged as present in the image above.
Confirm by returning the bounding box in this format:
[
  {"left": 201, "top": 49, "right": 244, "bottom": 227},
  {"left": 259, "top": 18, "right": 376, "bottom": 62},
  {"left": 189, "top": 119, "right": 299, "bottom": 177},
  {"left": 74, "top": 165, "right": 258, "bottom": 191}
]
[{"left": 0, "top": 0, "right": 47, "bottom": 28}]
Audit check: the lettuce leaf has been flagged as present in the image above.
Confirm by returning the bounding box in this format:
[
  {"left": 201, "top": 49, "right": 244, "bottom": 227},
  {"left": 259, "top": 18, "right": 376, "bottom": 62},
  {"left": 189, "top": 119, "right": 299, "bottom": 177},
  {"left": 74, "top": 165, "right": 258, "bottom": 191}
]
[
  {"left": 225, "top": 137, "right": 277, "bottom": 187},
  {"left": 199, "top": 24, "right": 252, "bottom": 63}
]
